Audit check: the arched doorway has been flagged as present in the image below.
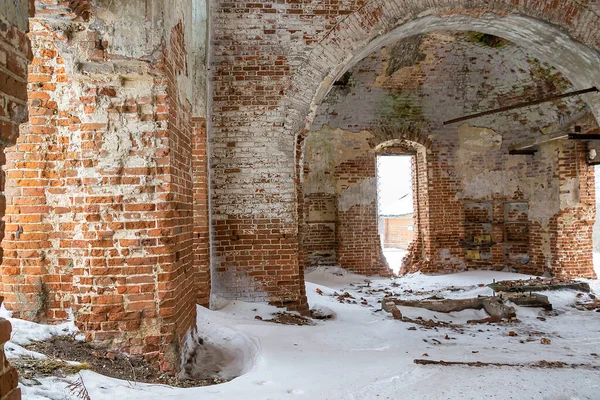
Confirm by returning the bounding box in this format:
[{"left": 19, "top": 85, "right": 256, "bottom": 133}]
[{"left": 297, "top": 28, "right": 598, "bottom": 281}]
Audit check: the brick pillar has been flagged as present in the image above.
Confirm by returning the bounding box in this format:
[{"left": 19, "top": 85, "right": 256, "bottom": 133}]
[
  {"left": 2, "top": 24, "right": 67, "bottom": 322},
  {"left": 0, "top": 0, "right": 34, "bottom": 322},
  {"left": 1, "top": 8, "right": 199, "bottom": 372},
  {"left": 418, "top": 146, "right": 465, "bottom": 273},
  {"left": 403, "top": 146, "right": 430, "bottom": 272},
  {"left": 553, "top": 141, "right": 596, "bottom": 278},
  {"left": 335, "top": 153, "right": 391, "bottom": 276},
  {"left": 192, "top": 117, "right": 210, "bottom": 307}
]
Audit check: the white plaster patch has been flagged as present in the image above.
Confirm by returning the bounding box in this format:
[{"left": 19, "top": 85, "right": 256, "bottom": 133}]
[
  {"left": 338, "top": 177, "right": 377, "bottom": 212},
  {"left": 560, "top": 177, "right": 580, "bottom": 209},
  {"left": 438, "top": 248, "right": 466, "bottom": 270},
  {"left": 457, "top": 169, "right": 560, "bottom": 228},
  {"left": 457, "top": 124, "right": 502, "bottom": 151}
]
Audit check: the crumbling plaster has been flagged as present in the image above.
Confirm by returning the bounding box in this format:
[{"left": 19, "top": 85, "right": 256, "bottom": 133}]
[
  {"left": 35, "top": 0, "right": 207, "bottom": 113},
  {"left": 312, "top": 32, "right": 591, "bottom": 229},
  {"left": 0, "top": 0, "right": 210, "bottom": 371},
  {"left": 308, "top": 31, "right": 597, "bottom": 274},
  {"left": 304, "top": 13, "right": 600, "bottom": 130},
  {"left": 0, "top": 0, "right": 29, "bottom": 31}
]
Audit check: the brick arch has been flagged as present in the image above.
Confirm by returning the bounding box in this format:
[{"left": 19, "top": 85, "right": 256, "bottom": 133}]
[
  {"left": 286, "top": 1, "right": 600, "bottom": 284},
  {"left": 284, "top": 1, "right": 600, "bottom": 136},
  {"left": 370, "top": 127, "right": 434, "bottom": 152},
  {"left": 288, "top": 2, "right": 600, "bottom": 287}
]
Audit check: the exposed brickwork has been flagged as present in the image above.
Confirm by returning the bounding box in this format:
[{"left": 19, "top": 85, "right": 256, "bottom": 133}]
[
  {"left": 0, "top": 2, "right": 32, "bottom": 322},
  {"left": 308, "top": 32, "right": 597, "bottom": 277},
  {"left": 67, "top": 1, "right": 92, "bottom": 21},
  {"left": 383, "top": 217, "right": 414, "bottom": 249},
  {"left": 0, "top": 2, "right": 30, "bottom": 147},
  {"left": 0, "top": 2, "right": 203, "bottom": 372},
  {"left": 553, "top": 141, "right": 596, "bottom": 278},
  {"left": 192, "top": 117, "right": 210, "bottom": 307},
  {"left": 210, "top": 0, "right": 388, "bottom": 308},
  {"left": 301, "top": 127, "right": 392, "bottom": 275},
  {"left": 1, "top": 3, "right": 600, "bottom": 381},
  {"left": 158, "top": 20, "right": 197, "bottom": 371},
  {"left": 335, "top": 154, "right": 390, "bottom": 275},
  {"left": 0, "top": 5, "right": 31, "bottom": 396},
  {"left": 210, "top": 0, "right": 600, "bottom": 304}
]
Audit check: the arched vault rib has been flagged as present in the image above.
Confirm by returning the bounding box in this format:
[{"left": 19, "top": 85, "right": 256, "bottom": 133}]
[{"left": 287, "top": 11, "right": 600, "bottom": 133}]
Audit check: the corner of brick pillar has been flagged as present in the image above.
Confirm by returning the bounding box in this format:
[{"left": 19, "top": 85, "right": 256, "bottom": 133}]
[{"left": 0, "top": 297, "right": 21, "bottom": 400}]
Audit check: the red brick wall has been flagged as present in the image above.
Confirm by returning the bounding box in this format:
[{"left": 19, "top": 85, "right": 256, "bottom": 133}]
[
  {"left": 335, "top": 154, "right": 390, "bottom": 276},
  {"left": 306, "top": 32, "right": 598, "bottom": 278},
  {"left": 210, "top": 0, "right": 384, "bottom": 310},
  {"left": 553, "top": 141, "right": 596, "bottom": 278},
  {"left": 0, "top": 5, "right": 31, "bottom": 398},
  {"left": 383, "top": 217, "right": 414, "bottom": 249},
  {"left": 1, "top": 2, "right": 599, "bottom": 363},
  {"left": 192, "top": 117, "right": 210, "bottom": 307},
  {"left": 2, "top": 16, "right": 72, "bottom": 323},
  {"left": 300, "top": 128, "right": 393, "bottom": 276},
  {"left": 0, "top": 3, "right": 202, "bottom": 372},
  {"left": 0, "top": 3, "right": 33, "bottom": 331},
  {"left": 0, "top": 4, "right": 30, "bottom": 145},
  {"left": 158, "top": 21, "right": 197, "bottom": 371},
  {"left": 206, "top": 0, "right": 600, "bottom": 306}
]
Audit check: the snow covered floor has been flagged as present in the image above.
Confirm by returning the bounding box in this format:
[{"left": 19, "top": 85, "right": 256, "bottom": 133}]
[{"left": 5, "top": 265, "right": 600, "bottom": 400}]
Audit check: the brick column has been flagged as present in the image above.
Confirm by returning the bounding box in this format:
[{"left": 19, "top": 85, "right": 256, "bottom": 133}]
[
  {"left": 553, "top": 141, "right": 596, "bottom": 278},
  {"left": 335, "top": 154, "right": 391, "bottom": 276},
  {"left": 1, "top": 21, "right": 66, "bottom": 322},
  {"left": 1, "top": 5, "right": 200, "bottom": 372},
  {"left": 192, "top": 117, "right": 210, "bottom": 307},
  {"left": 0, "top": 0, "right": 33, "bottom": 323}
]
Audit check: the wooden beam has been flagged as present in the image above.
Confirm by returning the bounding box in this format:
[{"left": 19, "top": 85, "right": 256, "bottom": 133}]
[
  {"left": 568, "top": 134, "right": 600, "bottom": 140},
  {"left": 510, "top": 129, "right": 571, "bottom": 151},
  {"left": 443, "top": 87, "right": 599, "bottom": 125},
  {"left": 511, "top": 131, "right": 600, "bottom": 155},
  {"left": 509, "top": 149, "right": 537, "bottom": 155}
]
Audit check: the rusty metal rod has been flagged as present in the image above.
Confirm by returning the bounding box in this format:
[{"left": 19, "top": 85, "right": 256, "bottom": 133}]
[{"left": 443, "top": 87, "right": 599, "bottom": 125}]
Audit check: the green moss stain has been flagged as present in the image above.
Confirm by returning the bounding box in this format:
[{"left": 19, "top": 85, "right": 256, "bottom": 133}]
[
  {"left": 465, "top": 32, "right": 511, "bottom": 48},
  {"left": 526, "top": 57, "right": 570, "bottom": 93},
  {"left": 374, "top": 92, "right": 425, "bottom": 135}
]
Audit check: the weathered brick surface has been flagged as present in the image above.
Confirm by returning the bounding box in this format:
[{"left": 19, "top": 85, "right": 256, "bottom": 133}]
[
  {"left": 0, "top": 0, "right": 205, "bottom": 372},
  {"left": 301, "top": 127, "right": 392, "bottom": 275},
  {"left": 1, "top": 2, "right": 600, "bottom": 380},
  {"left": 211, "top": 0, "right": 600, "bottom": 303},
  {"left": 0, "top": 4, "right": 30, "bottom": 397},
  {"left": 192, "top": 117, "right": 210, "bottom": 307},
  {"left": 0, "top": 1, "right": 30, "bottom": 147},
  {"left": 306, "top": 32, "right": 597, "bottom": 277}
]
